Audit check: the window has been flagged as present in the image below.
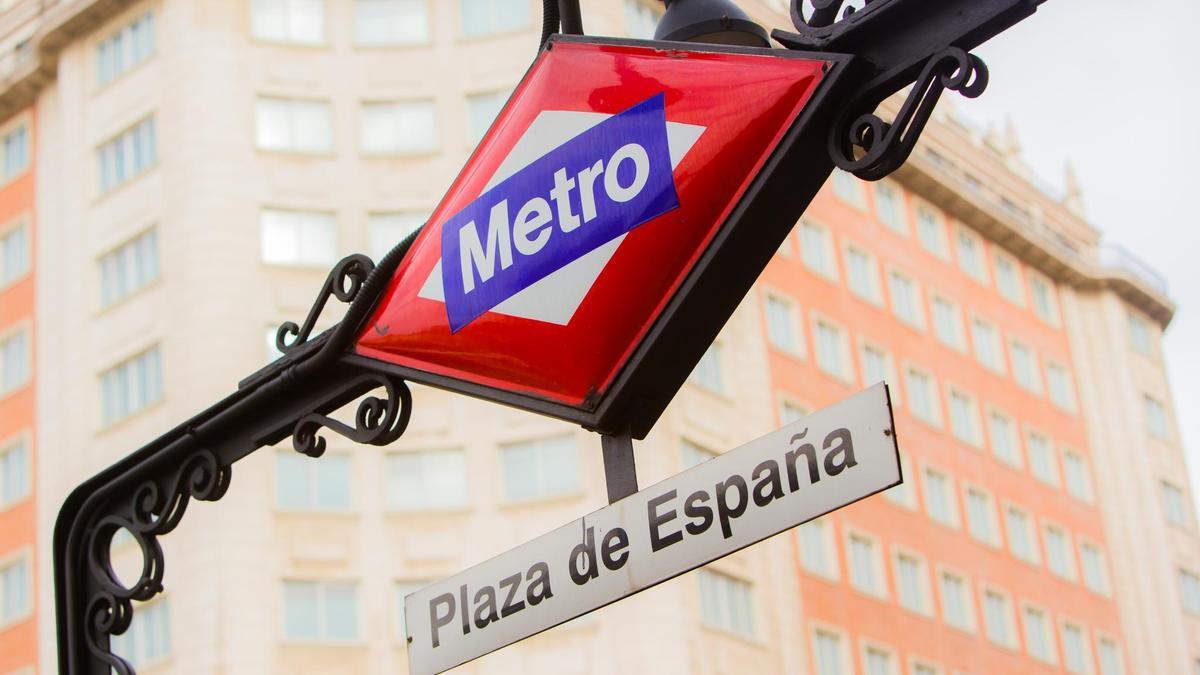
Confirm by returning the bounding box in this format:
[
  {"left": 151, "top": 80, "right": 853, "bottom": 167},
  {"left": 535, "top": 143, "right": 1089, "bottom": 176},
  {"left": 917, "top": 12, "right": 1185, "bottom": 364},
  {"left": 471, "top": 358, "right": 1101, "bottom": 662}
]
[
  {"left": 915, "top": 203, "right": 947, "bottom": 257},
  {"left": 1029, "top": 273, "right": 1058, "bottom": 325},
  {"left": 1046, "top": 362, "right": 1075, "bottom": 412},
  {"left": 688, "top": 343, "right": 723, "bottom": 394},
  {"left": 276, "top": 452, "right": 351, "bottom": 510},
  {"left": 467, "top": 89, "right": 510, "bottom": 143},
  {"left": 1062, "top": 450, "right": 1092, "bottom": 503},
  {"left": 911, "top": 662, "right": 940, "bottom": 675},
  {"left": 970, "top": 317, "right": 1003, "bottom": 373},
  {"left": 1079, "top": 542, "right": 1109, "bottom": 595},
  {"left": 387, "top": 449, "right": 468, "bottom": 511},
  {"left": 779, "top": 400, "right": 809, "bottom": 426},
  {"left": 864, "top": 645, "right": 896, "bottom": 675},
  {"left": 283, "top": 580, "right": 359, "bottom": 641},
  {"left": 394, "top": 580, "right": 428, "bottom": 641},
  {"left": 623, "top": 0, "right": 662, "bottom": 38},
  {"left": 947, "top": 389, "right": 980, "bottom": 447},
  {"left": 874, "top": 181, "right": 905, "bottom": 233},
  {"left": 1, "top": 123, "right": 29, "bottom": 182},
  {"left": 813, "top": 628, "right": 847, "bottom": 675},
  {"left": 1097, "top": 637, "right": 1124, "bottom": 675},
  {"left": 1180, "top": 569, "right": 1200, "bottom": 615},
  {"left": 1022, "top": 605, "right": 1056, "bottom": 663},
  {"left": 0, "top": 555, "right": 29, "bottom": 623},
  {"left": 800, "top": 220, "right": 836, "bottom": 279},
  {"left": 988, "top": 410, "right": 1021, "bottom": 468},
  {"left": 1009, "top": 341, "right": 1041, "bottom": 394},
  {"left": 859, "top": 342, "right": 894, "bottom": 390},
  {"left": 847, "top": 532, "right": 885, "bottom": 597},
  {"left": 697, "top": 569, "right": 755, "bottom": 638},
  {"left": 0, "top": 438, "right": 29, "bottom": 508},
  {"left": 256, "top": 97, "right": 332, "bottom": 153},
  {"left": 883, "top": 452, "right": 915, "bottom": 509},
  {"left": 100, "top": 347, "right": 163, "bottom": 426},
  {"left": 0, "top": 328, "right": 29, "bottom": 395},
  {"left": 905, "top": 367, "right": 939, "bottom": 427},
  {"left": 500, "top": 435, "right": 579, "bottom": 502},
  {"left": 938, "top": 570, "right": 974, "bottom": 632},
  {"left": 111, "top": 600, "right": 170, "bottom": 668},
  {"left": 460, "top": 0, "right": 529, "bottom": 37},
  {"left": 894, "top": 551, "right": 930, "bottom": 615},
  {"left": 1026, "top": 432, "right": 1059, "bottom": 486},
  {"left": 845, "top": 245, "right": 880, "bottom": 303},
  {"left": 983, "top": 588, "right": 1015, "bottom": 647},
  {"left": 799, "top": 519, "right": 838, "bottom": 580},
  {"left": 765, "top": 294, "right": 801, "bottom": 354},
  {"left": 1043, "top": 524, "right": 1075, "bottom": 580},
  {"left": 993, "top": 251, "right": 1023, "bottom": 305},
  {"left": 96, "top": 11, "right": 155, "bottom": 86},
  {"left": 1144, "top": 395, "right": 1170, "bottom": 440},
  {"left": 681, "top": 439, "right": 718, "bottom": 469},
  {"left": 355, "top": 0, "right": 429, "bottom": 45},
  {"left": 1127, "top": 312, "right": 1152, "bottom": 356},
  {"left": 923, "top": 467, "right": 957, "bottom": 528},
  {"left": 814, "top": 319, "right": 850, "bottom": 381},
  {"left": 368, "top": 212, "right": 425, "bottom": 260},
  {"left": 260, "top": 209, "right": 338, "bottom": 267},
  {"left": 1163, "top": 481, "right": 1191, "bottom": 528},
  {"left": 888, "top": 270, "right": 923, "bottom": 328},
  {"left": 97, "top": 116, "right": 157, "bottom": 194},
  {"left": 0, "top": 220, "right": 28, "bottom": 287},
  {"left": 931, "top": 295, "right": 964, "bottom": 350},
  {"left": 360, "top": 100, "right": 438, "bottom": 154},
  {"left": 955, "top": 226, "right": 986, "bottom": 282},
  {"left": 965, "top": 486, "right": 997, "bottom": 545},
  {"left": 830, "top": 169, "right": 866, "bottom": 209},
  {"left": 251, "top": 0, "right": 325, "bottom": 44},
  {"left": 99, "top": 228, "right": 159, "bottom": 308},
  {"left": 1005, "top": 506, "right": 1038, "bottom": 563},
  {"left": 1065, "top": 619, "right": 1094, "bottom": 672}
]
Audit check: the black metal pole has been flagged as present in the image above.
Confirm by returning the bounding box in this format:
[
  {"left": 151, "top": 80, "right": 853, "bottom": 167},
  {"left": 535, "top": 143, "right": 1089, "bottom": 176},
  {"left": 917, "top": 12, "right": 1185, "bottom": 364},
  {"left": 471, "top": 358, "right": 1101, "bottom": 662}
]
[
  {"left": 558, "top": 0, "right": 584, "bottom": 35},
  {"left": 600, "top": 432, "right": 638, "bottom": 503}
]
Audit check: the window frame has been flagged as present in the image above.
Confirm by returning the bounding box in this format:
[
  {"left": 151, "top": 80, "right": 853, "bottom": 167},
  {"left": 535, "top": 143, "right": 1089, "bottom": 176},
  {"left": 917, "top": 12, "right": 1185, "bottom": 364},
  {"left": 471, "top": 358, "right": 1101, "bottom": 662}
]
[
  {"left": 962, "top": 481, "right": 1000, "bottom": 548},
  {"left": 1003, "top": 501, "right": 1041, "bottom": 565},
  {"left": 359, "top": 98, "right": 440, "bottom": 156},
  {"left": 812, "top": 313, "right": 854, "bottom": 383},
  {"left": 929, "top": 291, "right": 966, "bottom": 352},
  {"left": 936, "top": 565, "right": 976, "bottom": 635},
  {"left": 280, "top": 578, "right": 363, "bottom": 643},
  {"left": 0, "top": 547, "right": 33, "bottom": 627},
  {"left": 385, "top": 447, "right": 471, "bottom": 513},
  {"left": 903, "top": 363, "right": 941, "bottom": 428},
  {"left": 945, "top": 385, "right": 982, "bottom": 448},
  {"left": 255, "top": 95, "right": 334, "bottom": 155},
  {"left": 843, "top": 240, "right": 883, "bottom": 306},
  {"left": 0, "top": 214, "right": 31, "bottom": 290},
  {"left": 913, "top": 198, "right": 949, "bottom": 260},
  {"left": 953, "top": 222, "right": 989, "bottom": 284},
  {"left": 274, "top": 450, "right": 354, "bottom": 513},
  {"left": 250, "top": 0, "right": 329, "bottom": 46},
  {"left": 798, "top": 218, "right": 839, "bottom": 282},
  {"left": 921, "top": 463, "right": 959, "bottom": 530},
  {"left": 891, "top": 545, "right": 932, "bottom": 617},
  {"left": 979, "top": 583, "right": 1018, "bottom": 650},
  {"left": 986, "top": 406, "right": 1023, "bottom": 469},
  {"left": 0, "top": 113, "right": 32, "bottom": 187},
  {"left": 0, "top": 321, "right": 32, "bottom": 398},
  {"left": 762, "top": 289, "right": 805, "bottom": 358},
  {"left": 969, "top": 313, "right": 1005, "bottom": 374},
  {"left": 498, "top": 434, "right": 582, "bottom": 505},
  {"left": 1040, "top": 518, "right": 1077, "bottom": 582},
  {"left": 797, "top": 517, "right": 840, "bottom": 582},
  {"left": 0, "top": 431, "right": 32, "bottom": 512},
  {"left": 844, "top": 526, "right": 889, "bottom": 600},
  {"left": 1020, "top": 600, "right": 1059, "bottom": 665},
  {"left": 992, "top": 248, "right": 1025, "bottom": 307},
  {"left": 887, "top": 266, "right": 925, "bottom": 331},
  {"left": 353, "top": 0, "right": 432, "bottom": 48}
]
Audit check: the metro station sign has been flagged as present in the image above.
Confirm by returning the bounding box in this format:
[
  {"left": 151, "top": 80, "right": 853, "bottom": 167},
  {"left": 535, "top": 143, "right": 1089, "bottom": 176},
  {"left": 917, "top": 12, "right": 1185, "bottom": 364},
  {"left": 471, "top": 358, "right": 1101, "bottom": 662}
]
[{"left": 354, "top": 37, "right": 842, "bottom": 437}]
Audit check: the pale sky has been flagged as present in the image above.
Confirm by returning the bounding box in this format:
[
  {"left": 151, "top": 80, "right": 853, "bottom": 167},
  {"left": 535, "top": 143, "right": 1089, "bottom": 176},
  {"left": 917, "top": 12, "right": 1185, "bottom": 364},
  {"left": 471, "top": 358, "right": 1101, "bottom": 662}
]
[{"left": 965, "top": 0, "right": 1200, "bottom": 509}]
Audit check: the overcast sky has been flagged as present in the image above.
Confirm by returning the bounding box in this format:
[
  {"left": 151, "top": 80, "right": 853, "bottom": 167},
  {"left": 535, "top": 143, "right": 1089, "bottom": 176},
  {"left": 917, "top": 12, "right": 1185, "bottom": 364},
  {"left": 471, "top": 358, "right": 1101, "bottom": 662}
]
[{"left": 964, "top": 0, "right": 1200, "bottom": 508}]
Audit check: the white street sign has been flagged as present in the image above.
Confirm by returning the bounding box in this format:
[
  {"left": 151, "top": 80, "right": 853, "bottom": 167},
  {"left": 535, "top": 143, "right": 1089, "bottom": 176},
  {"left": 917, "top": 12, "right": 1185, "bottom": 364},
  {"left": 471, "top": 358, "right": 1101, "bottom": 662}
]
[{"left": 405, "top": 383, "right": 901, "bottom": 674}]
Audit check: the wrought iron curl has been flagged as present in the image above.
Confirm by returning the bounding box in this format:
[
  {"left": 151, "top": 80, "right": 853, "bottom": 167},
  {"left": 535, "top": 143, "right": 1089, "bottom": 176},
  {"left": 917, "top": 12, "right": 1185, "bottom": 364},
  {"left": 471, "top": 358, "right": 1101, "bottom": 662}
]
[
  {"left": 276, "top": 254, "right": 376, "bottom": 353},
  {"left": 83, "top": 449, "right": 232, "bottom": 673},
  {"left": 293, "top": 374, "right": 413, "bottom": 457},
  {"left": 791, "top": 0, "right": 884, "bottom": 31},
  {"left": 829, "top": 46, "right": 988, "bottom": 181}
]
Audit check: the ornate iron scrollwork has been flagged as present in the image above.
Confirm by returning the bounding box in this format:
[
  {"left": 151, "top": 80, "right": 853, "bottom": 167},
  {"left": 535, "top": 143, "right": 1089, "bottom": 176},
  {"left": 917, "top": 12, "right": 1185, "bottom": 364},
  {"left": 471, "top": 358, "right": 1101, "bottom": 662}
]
[
  {"left": 795, "top": 0, "right": 884, "bottom": 29},
  {"left": 276, "top": 254, "right": 376, "bottom": 353},
  {"left": 829, "top": 46, "right": 988, "bottom": 181},
  {"left": 293, "top": 374, "right": 413, "bottom": 457},
  {"left": 84, "top": 449, "right": 232, "bottom": 674}
]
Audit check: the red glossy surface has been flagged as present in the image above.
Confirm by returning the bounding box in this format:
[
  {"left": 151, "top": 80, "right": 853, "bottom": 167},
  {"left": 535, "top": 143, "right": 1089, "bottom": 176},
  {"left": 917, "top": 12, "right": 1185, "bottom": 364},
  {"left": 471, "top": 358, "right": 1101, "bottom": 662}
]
[{"left": 356, "top": 41, "right": 826, "bottom": 406}]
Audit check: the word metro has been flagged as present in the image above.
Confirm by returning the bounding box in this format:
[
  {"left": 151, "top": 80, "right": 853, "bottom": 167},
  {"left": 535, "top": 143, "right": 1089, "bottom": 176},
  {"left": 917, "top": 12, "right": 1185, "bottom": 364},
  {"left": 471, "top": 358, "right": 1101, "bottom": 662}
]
[{"left": 405, "top": 383, "right": 901, "bottom": 674}]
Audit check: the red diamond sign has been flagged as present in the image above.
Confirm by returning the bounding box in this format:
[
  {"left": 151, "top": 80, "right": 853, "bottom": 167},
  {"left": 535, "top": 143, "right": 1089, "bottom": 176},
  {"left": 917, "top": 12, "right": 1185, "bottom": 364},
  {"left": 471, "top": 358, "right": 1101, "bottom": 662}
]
[{"left": 355, "top": 37, "right": 831, "bottom": 432}]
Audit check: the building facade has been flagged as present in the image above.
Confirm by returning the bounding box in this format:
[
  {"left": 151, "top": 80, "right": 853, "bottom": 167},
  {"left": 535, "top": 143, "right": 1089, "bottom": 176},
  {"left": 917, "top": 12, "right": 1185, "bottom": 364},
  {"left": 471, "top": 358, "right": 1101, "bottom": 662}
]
[{"left": 0, "top": 0, "right": 1188, "bottom": 674}]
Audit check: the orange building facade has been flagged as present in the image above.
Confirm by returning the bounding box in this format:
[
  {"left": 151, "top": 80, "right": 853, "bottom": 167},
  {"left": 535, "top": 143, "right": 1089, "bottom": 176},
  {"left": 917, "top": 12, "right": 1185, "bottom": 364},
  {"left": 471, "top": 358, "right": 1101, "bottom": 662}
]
[
  {"left": 0, "top": 106, "right": 36, "bottom": 674},
  {"left": 757, "top": 108, "right": 1140, "bottom": 673}
]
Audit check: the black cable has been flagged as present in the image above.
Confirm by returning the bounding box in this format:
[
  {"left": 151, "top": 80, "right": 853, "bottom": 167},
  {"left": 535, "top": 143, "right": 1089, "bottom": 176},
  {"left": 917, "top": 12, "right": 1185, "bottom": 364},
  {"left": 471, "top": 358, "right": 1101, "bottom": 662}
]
[{"left": 540, "top": 0, "right": 560, "bottom": 51}]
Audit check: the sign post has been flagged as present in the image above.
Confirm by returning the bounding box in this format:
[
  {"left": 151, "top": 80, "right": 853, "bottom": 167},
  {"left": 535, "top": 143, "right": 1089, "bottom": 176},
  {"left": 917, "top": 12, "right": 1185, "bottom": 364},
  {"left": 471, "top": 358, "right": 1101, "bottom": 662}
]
[{"left": 405, "top": 384, "right": 899, "bottom": 674}]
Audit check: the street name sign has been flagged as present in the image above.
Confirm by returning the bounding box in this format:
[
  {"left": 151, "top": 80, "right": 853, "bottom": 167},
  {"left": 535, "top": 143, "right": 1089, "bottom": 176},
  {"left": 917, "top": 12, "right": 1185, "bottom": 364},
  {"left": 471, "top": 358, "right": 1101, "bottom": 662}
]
[
  {"left": 353, "top": 37, "right": 841, "bottom": 437},
  {"left": 404, "top": 383, "right": 900, "bottom": 674}
]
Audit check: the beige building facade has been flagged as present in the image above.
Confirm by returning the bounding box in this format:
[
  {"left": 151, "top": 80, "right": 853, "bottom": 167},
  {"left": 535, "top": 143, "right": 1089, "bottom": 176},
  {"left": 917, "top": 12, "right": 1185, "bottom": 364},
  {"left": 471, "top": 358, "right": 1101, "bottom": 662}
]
[{"left": 0, "top": 0, "right": 1190, "bottom": 674}]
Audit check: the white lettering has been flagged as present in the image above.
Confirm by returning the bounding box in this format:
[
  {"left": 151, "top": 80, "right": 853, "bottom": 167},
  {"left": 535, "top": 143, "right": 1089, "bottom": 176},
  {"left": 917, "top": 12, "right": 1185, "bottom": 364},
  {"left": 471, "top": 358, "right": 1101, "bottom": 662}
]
[
  {"left": 459, "top": 200, "right": 514, "bottom": 293},
  {"left": 604, "top": 143, "right": 650, "bottom": 204},
  {"left": 576, "top": 160, "right": 604, "bottom": 224},
  {"left": 513, "top": 197, "right": 553, "bottom": 256},
  {"left": 549, "top": 169, "right": 581, "bottom": 233}
]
